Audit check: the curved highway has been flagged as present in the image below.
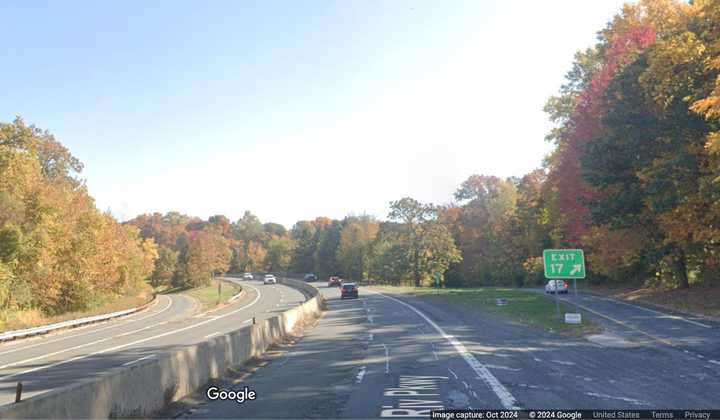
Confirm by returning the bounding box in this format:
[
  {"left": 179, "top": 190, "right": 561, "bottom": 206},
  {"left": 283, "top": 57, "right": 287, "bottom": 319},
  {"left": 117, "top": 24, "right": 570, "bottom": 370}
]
[{"left": 0, "top": 278, "right": 307, "bottom": 405}]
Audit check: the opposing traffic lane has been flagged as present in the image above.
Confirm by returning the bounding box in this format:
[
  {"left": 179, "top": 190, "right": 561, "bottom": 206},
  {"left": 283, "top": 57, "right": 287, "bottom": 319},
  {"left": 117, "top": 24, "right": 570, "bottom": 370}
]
[{"left": 0, "top": 278, "right": 306, "bottom": 405}]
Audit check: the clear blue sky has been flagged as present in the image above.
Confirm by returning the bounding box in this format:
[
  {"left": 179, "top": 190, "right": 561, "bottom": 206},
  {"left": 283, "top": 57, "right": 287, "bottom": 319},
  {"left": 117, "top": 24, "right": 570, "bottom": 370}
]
[{"left": 1, "top": 0, "right": 630, "bottom": 227}]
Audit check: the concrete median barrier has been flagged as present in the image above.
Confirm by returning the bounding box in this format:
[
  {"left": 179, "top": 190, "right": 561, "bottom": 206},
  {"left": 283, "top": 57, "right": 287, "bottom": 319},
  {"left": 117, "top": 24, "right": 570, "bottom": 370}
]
[{"left": 0, "top": 278, "right": 324, "bottom": 419}]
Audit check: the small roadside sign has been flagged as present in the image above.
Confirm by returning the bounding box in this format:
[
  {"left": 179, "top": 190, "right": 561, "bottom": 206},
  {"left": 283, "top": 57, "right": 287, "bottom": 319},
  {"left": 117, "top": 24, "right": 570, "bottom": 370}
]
[
  {"left": 543, "top": 249, "right": 586, "bottom": 279},
  {"left": 565, "top": 313, "right": 582, "bottom": 324}
]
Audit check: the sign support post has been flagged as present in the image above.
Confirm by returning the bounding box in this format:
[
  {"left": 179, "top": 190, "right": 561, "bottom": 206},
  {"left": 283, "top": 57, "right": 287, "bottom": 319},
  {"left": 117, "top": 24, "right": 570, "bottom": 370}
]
[
  {"left": 574, "top": 278, "right": 578, "bottom": 298},
  {"left": 542, "top": 249, "right": 586, "bottom": 322}
]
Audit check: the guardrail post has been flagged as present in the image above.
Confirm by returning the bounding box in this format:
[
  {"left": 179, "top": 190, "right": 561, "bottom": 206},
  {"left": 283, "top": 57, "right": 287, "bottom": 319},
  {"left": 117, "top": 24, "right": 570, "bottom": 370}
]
[{"left": 15, "top": 382, "right": 22, "bottom": 403}]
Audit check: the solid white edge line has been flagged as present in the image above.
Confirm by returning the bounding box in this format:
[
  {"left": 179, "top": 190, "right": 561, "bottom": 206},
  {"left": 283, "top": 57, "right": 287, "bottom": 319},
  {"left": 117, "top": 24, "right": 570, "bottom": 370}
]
[
  {"left": 367, "top": 288, "right": 521, "bottom": 410},
  {"left": 594, "top": 296, "right": 712, "bottom": 329},
  {"left": 121, "top": 354, "right": 156, "bottom": 367},
  {"left": 0, "top": 283, "right": 263, "bottom": 382}
]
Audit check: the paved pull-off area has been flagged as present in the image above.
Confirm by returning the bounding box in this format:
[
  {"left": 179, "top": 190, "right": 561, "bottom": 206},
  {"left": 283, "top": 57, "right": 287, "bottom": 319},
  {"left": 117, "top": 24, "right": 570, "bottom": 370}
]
[
  {"left": 0, "top": 278, "right": 306, "bottom": 406},
  {"left": 178, "top": 283, "right": 720, "bottom": 418}
]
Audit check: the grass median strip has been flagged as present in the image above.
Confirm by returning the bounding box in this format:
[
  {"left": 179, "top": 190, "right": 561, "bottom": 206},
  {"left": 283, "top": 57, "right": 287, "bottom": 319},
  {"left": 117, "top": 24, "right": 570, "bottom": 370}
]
[
  {"left": 379, "top": 286, "right": 600, "bottom": 337},
  {"left": 183, "top": 280, "right": 242, "bottom": 312}
]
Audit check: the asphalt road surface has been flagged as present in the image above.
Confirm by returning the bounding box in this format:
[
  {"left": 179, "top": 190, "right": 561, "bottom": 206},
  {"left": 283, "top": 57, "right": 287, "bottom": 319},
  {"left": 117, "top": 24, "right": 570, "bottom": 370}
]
[
  {"left": 176, "top": 283, "right": 720, "bottom": 418},
  {"left": 0, "top": 278, "right": 307, "bottom": 406}
]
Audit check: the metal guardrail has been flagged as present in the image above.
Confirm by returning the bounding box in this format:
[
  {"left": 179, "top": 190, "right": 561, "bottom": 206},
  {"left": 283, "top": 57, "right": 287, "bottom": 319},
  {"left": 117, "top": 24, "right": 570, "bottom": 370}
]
[{"left": 0, "top": 295, "right": 156, "bottom": 342}]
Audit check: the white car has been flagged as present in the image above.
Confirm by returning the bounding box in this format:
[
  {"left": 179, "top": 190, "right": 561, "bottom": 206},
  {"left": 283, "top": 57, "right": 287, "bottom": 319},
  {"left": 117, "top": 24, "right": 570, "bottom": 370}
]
[
  {"left": 263, "top": 274, "right": 277, "bottom": 285},
  {"left": 243, "top": 273, "right": 253, "bottom": 280},
  {"left": 545, "top": 279, "right": 569, "bottom": 294}
]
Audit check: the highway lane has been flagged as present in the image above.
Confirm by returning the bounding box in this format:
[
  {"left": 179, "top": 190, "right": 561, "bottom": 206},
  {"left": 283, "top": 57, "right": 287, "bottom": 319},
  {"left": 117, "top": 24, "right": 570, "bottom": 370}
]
[
  {"left": 0, "top": 278, "right": 307, "bottom": 405},
  {"left": 178, "top": 282, "right": 720, "bottom": 418}
]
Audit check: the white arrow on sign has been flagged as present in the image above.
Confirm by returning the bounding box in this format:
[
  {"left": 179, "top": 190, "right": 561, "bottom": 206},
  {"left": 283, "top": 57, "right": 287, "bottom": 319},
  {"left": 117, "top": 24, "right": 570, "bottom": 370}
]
[{"left": 569, "top": 264, "right": 582, "bottom": 275}]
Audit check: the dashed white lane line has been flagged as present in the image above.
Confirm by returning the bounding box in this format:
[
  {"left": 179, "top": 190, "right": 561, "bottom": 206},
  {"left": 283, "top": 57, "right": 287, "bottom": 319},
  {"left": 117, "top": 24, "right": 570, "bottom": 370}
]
[
  {"left": 584, "top": 391, "right": 647, "bottom": 406},
  {"left": 448, "top": 368, "right": 459, "bottom": 380},
  {"left": 121, "top": 354, "right": 156, "bottom": 367},
  {"left": 356, "top": 366, "right": 367, "bottom": 384},
  {"left": 551, "top": 359, "right": 576, "bottom": 366},
  {"left": 0, "top": 283, "right": 263, "bottom": 382},
  {"left": 709, "top": 360, "right": 720, "bottom": 366},
  {"left": 381, "top": 343, "right": 390, "bottom": 374},
  {"left": 485, "top": 364, "right": 522, "bottom": 372},
  {"left": 116, "top": 321, "right": 169, "bottom": 338},
  {"left": 367, "top": 289, "right": 521, "bottom": 410},
  {"left": 0, "top": 295, "right": 174, "bottom": 357}
]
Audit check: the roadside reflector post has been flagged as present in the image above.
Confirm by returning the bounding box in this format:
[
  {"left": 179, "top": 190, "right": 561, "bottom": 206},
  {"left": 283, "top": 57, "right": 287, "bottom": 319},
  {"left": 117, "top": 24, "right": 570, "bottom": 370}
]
[
  {"left": 252, "top": 317, "right": 256, "bottom": 325},
  {"left": 218, "top": 281, "right": 222, "bottom": 304},
  {"left": 15, "top": 382, "right": 22, "bottom": 403}
]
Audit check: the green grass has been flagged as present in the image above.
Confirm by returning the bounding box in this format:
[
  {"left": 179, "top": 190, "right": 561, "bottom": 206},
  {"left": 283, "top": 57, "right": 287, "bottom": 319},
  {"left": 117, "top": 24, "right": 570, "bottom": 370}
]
[
  {"left": 183, "top": 280, "right": 241, "bottom": 312},
  {"left": 378, "top": 286, "right": 601, "bottom": 337}
]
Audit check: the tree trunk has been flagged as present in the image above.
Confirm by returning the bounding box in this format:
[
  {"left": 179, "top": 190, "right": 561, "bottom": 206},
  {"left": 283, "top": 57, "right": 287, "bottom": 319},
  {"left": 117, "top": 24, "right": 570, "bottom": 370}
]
[{"left": 676, "top": 253, "right": 689, "bottom": 289}]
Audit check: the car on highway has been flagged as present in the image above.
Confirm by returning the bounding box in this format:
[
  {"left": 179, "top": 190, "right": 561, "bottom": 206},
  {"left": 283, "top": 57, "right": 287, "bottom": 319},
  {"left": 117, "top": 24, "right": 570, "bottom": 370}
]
[
  {"left": 545, "top": 279, "right": 569, "bottom": 294},
  {"left": 263, "top": 274, "right": 277, "bottom": 284},
  {"left": 304, "top": 273, "right": 317, "bottom": 281},
  {"left": 328, "top": 276, "right": 342, "bottom": 287},
  {"left": 340, "top": 283, "right": 359, "bottom": 299},
  {"left": 243, "top": 272, "right": 254, "bottom": 280}
]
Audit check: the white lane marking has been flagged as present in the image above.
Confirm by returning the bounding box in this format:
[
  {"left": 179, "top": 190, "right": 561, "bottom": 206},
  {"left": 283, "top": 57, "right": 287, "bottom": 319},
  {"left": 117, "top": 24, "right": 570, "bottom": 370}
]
[
  {"left": 381, "top": 343, "right": 390, "bottom": 374},
  {"left": 448, "top": 368, "right": 458, "bottom": 380},
  {"left": 551, "top": 359, "right": 576, "bottom": 366},
  {"left": 485, "top": 364, "right": 522, "bottom": 372},
  {"left": 708, "top": 360, "right": 720, "bottom": 366},
  {"left": 584, "top": 391, "right": 647, "bottom": 405},
  {"left": 115, "top": 321, "right": 169, "bottom": 338},
  {"left": 462, "top": 380, "right": 470, "bottom": 390},
  {"left": 368, "top": 333, "right": 374, "bottom": 341},
  {"left": 594, "top": 296, "right": 712, "bottom": 329},
  {"left": 356, "top": 366, "right": 367, "bottom": 383},
  {"left": 0, "top": 295, "right": 174, "bottom": 357},
  {"left": 121, "top": 354, "right": 156, "bottom": 367},
  {"left": 0, "top": 335, "right": 112, "bottom": 370},
  {"left": 563, "top": 298, "right": 677, "bottom": 347},
  {"left": 204, "top": 332, "right": 220, "bottom": 339},
  {"left": 0, "top": 283, "right": 262, "bottom": 381},
  {"left": 367, "top": 289, "right": 520, "bottom": 410}
]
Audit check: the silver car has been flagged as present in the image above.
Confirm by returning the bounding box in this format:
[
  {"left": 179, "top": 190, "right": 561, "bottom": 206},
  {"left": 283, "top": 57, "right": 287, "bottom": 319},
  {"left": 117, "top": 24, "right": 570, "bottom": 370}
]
[
  {"left": 263, "top": 274, "right": 277, "bottom": 285},
  {"left": 545, "top": 279, "right": 569, "bottom": 294}
]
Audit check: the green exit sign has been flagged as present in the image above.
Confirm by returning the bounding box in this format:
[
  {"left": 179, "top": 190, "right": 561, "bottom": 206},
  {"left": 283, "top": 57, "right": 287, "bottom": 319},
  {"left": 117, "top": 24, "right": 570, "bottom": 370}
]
[{"left": 543, "top": 249, "right": 586, "bottom": 279}]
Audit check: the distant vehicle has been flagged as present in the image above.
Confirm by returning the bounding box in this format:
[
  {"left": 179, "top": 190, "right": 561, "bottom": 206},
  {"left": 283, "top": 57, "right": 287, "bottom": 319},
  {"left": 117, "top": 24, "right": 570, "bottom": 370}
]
[
  {"left": 264, "top": 274, "right": 277, "bottom": 285},
  {"left": 304, "top": 273, "right": 317, "bottom": 282},
  {"left": 340, "top": 283, "right": 359, "bottom": 299},
  {"left": 545, "top": 279, "right": 569, "bottom": 294},
  {"left": 328, "top": 276, "right": 342, "bottom": 287},
  {"left": 243, "top": 273, "right": 253, "bottom": 280}
]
